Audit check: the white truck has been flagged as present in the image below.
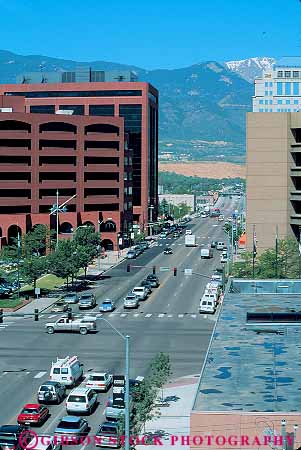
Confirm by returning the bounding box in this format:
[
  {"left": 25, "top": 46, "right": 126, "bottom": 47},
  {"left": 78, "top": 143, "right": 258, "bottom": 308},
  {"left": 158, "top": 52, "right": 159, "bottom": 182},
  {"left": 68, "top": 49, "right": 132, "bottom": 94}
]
[
  {"left": 45, "top": 317, "right": 97, "bottom": 335},
  {"left": 185, "top": 234, "right": 196, "bottom": 247},
  {"left": 200, "top": 248, "right": 213, "bottom": 259}
]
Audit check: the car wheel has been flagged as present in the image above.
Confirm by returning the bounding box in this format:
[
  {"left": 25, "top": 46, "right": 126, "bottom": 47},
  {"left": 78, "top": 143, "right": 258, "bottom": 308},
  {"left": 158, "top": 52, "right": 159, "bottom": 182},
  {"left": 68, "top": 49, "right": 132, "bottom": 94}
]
[
  {"left": 80, "top": 327, "right": 88, "bottom": 335},
  {"left": 47, "top": 326, "right": 54, "bottom": 334}
]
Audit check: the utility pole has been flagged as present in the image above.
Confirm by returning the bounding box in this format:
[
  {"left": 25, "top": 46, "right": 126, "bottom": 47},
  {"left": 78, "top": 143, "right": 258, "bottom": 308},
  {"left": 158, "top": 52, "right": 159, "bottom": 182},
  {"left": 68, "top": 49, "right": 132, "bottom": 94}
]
[
  {"left": 149, "top": 205, "right": 154, "bottom": 236},
  {"left": 17, "top": 230, "right": 21, "bottom": 301}
]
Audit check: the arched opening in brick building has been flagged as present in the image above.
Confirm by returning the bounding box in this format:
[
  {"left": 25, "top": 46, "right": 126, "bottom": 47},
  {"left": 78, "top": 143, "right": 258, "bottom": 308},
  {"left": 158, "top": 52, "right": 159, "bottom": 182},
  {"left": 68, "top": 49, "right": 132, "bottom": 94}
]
[
  {"left": 60, "top": 222, "right": 73, "bottom": 234},
  {"left": 7, "top": 225, "right": 22, "bottom": 246},
  {"left": 101, "top": 239, "right": 114, "bottom": 251},
  {"left": 104, "top": 220, "right": 116, "bottom": 232},
  {"left": 82, "top": 221, "right": 95, "bottom": 230}
]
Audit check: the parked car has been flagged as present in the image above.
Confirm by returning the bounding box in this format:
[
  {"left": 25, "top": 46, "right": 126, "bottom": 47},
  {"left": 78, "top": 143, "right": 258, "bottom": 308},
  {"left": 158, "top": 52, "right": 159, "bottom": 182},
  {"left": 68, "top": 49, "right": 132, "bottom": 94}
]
[
  {"left": 199, "top": 297, "right": 216, "bottom": 314},
  {"left": 132, "top": 286, "right": 148, "bottom": 300},
  {"left": 51, "top": 301, "right": 71, "bottom": 314},
  {"left": 139, "top": 241, "right": 150, "bottom": 250},
  {"left": 159, "top": 232, "right": 168, "bottom": 238},
  {"left": 37, "top": 381, "right": 66, "bottom": 404},
  {"left": 220, "top": 254, "right": 228, "bottom": 264},
  {"left": 99, "top": 299, "right": 115, "bottom": 312},
  {"left": 216, "top": 242, "right": 225, "bottom": 250},
  {"left": 134, "top": 245, "right": 143, "bottom": 255},
  {"left": 211, "top": 241, "right": 217, "bottom": 248},
  {"left": 185, "top": 229, "right": 192, "bottom": 235},
  {"left": 66, "top": 387, "right": 97, "bottom": 414},
  {"left": 86, "top": 372, "right": 113, "bottom": 392},
  {"left": 79, "top": 293, "right": 97, "bottom": 309},
  {"left": 61, "top": 293, "right": 79, "bottom": 304},
  {"left": 126, "top": 250, "right": 136, "bottom": 259},
  {"left": 163, "top": 247, "right": 173, "bottom": 255},
  {"left": 95, "top": 422, "right": 121, "bottom": 448},
  {"left": 124, "top": 294, "right": 139, "bottom": 309},
  {"left": 54, "top": 416, "right": 89, "bottom": 442},
  {"left": 17, "top": 403, "right": 49, "bottom": 426},
  {"left": 218, "top": 215, "right": 224, "bottom": 221},
  {"left": 146, "top": 274, "right": 160, "bottom": 287}
]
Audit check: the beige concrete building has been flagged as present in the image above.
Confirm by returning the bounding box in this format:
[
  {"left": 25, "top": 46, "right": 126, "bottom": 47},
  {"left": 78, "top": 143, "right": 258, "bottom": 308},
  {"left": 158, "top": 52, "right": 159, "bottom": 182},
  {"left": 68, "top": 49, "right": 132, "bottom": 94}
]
[{"left": 246, "top": 111, "right": 301, "bottom": 252}]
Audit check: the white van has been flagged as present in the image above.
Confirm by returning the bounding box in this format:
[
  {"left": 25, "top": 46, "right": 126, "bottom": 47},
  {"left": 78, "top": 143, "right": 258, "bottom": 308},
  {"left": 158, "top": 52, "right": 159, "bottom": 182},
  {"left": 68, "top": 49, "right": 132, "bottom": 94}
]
[
  {"left": 66, "top": 387, "right": 97, "bottom": 414},
  {"left": 202, "top": 290, "right": 218, "bottom": 306},
  {"left": 50, "top": 356, "right": 83, "bottom": 387},
  {"left": 199, "top": 298, "right": 215, "bottom": 314},
  {"left": 216, "top": 242, "right": 225, "bottom": 250},
  {"left": 205, "top": 283, "right": 221, "bottom": 300},
  {"left": 201, "top": 248, "right": 213, "bottom": 259}
]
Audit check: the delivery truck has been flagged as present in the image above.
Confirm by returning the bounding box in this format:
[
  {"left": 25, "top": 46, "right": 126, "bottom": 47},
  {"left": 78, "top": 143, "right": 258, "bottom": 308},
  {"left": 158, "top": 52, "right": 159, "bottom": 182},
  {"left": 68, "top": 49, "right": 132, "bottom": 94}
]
[{"left": 185, "top": 234, "right": 196, "bottom": 247}]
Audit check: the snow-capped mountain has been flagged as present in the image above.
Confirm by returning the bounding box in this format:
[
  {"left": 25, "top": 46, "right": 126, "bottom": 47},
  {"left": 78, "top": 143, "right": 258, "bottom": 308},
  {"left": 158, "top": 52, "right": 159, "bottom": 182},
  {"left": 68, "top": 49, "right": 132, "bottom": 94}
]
[{"left": 224, "top": 57, "right": 275, "bottom": 82}]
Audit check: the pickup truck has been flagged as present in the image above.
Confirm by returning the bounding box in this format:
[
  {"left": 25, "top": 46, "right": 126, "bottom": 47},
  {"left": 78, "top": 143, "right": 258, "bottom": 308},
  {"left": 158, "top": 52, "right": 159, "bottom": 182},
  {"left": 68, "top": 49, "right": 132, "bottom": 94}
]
[{"left": 45, "top": 317, "right": 97, "bottom": 335}]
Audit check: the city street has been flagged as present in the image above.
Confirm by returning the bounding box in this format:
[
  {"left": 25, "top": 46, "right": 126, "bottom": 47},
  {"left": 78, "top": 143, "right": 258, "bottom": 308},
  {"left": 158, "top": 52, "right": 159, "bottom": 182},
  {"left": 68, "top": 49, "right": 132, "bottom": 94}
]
[{"left": 0, "top": 197, "right": 240, "bottom": 443}]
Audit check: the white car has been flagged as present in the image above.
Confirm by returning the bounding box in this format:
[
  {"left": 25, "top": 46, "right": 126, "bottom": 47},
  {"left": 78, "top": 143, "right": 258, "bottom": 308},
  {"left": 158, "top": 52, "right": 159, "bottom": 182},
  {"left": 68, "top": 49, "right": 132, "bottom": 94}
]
[
  {"left": 220, "top": 254, "right": 228, "bottom": 263},
  {"left": 216, "top": 242, "right": 225, "bottom": 250},
  {"left": 185, "top": 229, "right": 192, "bottom": 235},
  {"left": 218, "top": 215, "right": 224, "bottom": 221},
  {"left": 132, "top": 286, "right": 148, "bottom": 300},
  {"left": 201, "top": 212, "right": 207, "bottom": 218},
  {"left": 86, "top": 372, "right": 113, "bottom": 392}
]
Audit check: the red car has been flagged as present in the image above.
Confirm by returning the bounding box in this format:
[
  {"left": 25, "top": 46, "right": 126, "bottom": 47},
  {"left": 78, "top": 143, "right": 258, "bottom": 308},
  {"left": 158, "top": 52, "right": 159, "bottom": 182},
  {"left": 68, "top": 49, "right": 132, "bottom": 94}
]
[{"left": 17, "top": 404, "right": 49, "bottom": 425}]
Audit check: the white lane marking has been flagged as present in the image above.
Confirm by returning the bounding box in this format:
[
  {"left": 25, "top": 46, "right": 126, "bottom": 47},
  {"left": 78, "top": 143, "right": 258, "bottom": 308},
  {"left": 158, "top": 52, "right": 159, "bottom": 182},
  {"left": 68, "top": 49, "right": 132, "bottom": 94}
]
[
  {"left": 109, "top": 313, "right": 115, "bottom": 317},
  {"left": 178, "top": 314, "right": 184, "bottom": 318},
  {"left": 145, "top": 314, "right": 152, "bottom": 318},
  {"left": 48, "top": 315, "right": 57, "bottom": 319},
  {"left": 158, "top": 313, "right": 165, "bottom": 318},
  {"left": 167, "top": 314, "right": 173, "bottom": 318},
  {"left": 34, "top": 371, "right": 47, "bottom": 379},
  {"left": 0, "top": 325, "right": 7, "bottom": 328},
  {"left": 202, "top": 236, "right": 206, "bottom": 238},
  {"left": 191, "top": 314, "right": 197, "bottom": 318},
  {"left": 133, "top": 313, "right": 139, "bottom": 317},
  {"left": 120, "top": 314, "right": 127, "bottom": 318},
  {"left": 97, "top": 313, "right": 103, "bottom": 317}
]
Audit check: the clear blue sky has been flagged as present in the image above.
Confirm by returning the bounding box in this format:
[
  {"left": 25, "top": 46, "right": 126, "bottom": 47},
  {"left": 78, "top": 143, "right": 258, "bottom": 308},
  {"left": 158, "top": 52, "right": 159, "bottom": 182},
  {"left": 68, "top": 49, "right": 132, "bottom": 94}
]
[{"left": 0, "top": 0, "right": 300, "bottom": 69}]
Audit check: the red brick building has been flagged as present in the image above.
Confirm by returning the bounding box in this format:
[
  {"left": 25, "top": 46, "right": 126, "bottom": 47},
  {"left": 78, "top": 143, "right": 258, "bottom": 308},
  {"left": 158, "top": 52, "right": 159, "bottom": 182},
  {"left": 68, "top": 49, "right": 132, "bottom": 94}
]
[
  {"left": 0, "top": 95, "right": 133, "bottom": 250},
  {"left": 0, "top": 81, "right": 159, "bottom": 228}
]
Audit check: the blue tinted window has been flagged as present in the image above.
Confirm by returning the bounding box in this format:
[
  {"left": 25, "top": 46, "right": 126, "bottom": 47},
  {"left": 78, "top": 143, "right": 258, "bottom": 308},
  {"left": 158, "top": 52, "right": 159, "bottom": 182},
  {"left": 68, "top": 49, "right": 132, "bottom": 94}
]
[
  {"left": 265, "top": 100, "right": 268, "bottom": 104},
  {"left": 293, "top": 82, "right": 299, "bottom": 95},
  {"left": 259, "top": 108, "right": 264, "bottom": 112},
  {"left": 269, "top": 100, "right": 273, "bottom": 104},
  {"left": 269, "top": 91, "right": 273, "bottom": 95},
  {"left": 277, "top": 108, "right": 281, "bottom": 112},
  {"left": 270, "top": 109, "right": 273, "bottom": 112},
  {"left": 288, "top": 108, "right": 291, "bottom": 112},
  {"left": 285, "top": 82, "right": 291, "bottom": 95},
  {"left": 277, "top": 83, "right": 283, "bottom": 95},
  {"left": 278, "top": 100, "right": 283, "bottom": 104},
  {"left": 294, "top": 100, "right": 299, "bottom": 104},
  {"left": 265, "top": 82, "right": 268, "bottom": 87},
  {"left": 259, "top": 100, "right": 263, "bottom": 105},
  {"left": 269, "top": 82, "right": 273, "bottom": 87},
  {"left": 265, "top": 91, "right": 268, "bottom": 96},
  {"left": 286, "top": 100, "right": 290, "bottom": 104}
]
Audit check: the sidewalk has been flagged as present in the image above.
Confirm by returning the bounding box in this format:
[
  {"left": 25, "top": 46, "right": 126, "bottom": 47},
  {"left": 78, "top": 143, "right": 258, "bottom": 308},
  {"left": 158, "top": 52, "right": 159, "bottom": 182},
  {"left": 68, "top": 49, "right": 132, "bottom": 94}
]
[
  {"left": 136, "top": 375, "right": 199, "bottom": 449},
  {"left": 87, "top": 248, "right": 129, "bottom": 275}
]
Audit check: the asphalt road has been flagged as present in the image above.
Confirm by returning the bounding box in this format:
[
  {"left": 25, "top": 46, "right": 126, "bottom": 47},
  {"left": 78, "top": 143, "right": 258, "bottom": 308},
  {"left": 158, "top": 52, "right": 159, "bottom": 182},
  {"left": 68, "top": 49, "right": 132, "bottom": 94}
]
[{"left": 0, "top": 196, "right": 242, "bottom": 443}]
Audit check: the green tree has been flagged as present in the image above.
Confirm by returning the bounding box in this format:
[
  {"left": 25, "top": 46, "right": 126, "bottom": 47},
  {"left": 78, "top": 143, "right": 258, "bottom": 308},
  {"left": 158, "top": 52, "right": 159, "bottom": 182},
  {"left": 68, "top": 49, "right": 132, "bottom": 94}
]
[
  {"left": 149, "top": 352, "right": 172, "bottom": 400},
  {"left": 22, "top": 225, "right": 55, "bottom": 257},
  {"left": 21, "top": 256, "right": 47, "bottom": 290},
  {"left": 47, "top": 240, "right": 80, "bottom": 286},
  {"left": 131, "top": 378, "right": 159, "bottom": 433}
]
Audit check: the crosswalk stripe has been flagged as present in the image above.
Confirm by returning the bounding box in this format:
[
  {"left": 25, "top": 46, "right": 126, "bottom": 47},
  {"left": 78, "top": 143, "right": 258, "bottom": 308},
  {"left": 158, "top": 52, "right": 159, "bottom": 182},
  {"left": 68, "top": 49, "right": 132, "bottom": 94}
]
[
  {"left": 108, "top": 313, "right": 115, "bottom": 317},
  {"left": 48, "top": 315, "right": 57, "bottom": 319},
  {"left": 133, "top": 313, "right": 139, "bottom": 317},
  {"left": 178, "top": 314, "right": 184, "bottom": 318},
  {"left": 167, "top": 314, "right": 173, "bottom": 318},
  {"left": 120, "top": 314, "right": 127, "bottom": 318},
  {"left": 191, "top": 314, "right": 197, "bottom": 318},
  {"left": 145, "top": 314, "right": 152, "bottom": 318},
  {"left": 34, "top": 371, "right": 47, "bottom": 379},
  {"left": 158, "top": 313, "right": 165, "bottom": 318}
]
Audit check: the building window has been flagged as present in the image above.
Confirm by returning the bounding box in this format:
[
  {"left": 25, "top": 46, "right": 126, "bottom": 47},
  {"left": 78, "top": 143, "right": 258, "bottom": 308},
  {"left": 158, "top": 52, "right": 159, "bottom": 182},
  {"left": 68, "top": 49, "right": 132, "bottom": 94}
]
[
  {"left": 265, "top": 90, "right": 268, "bottom": 96},
  {"left": 265, "top": 100, "right": 268, "bottom": 105},
  {"left": 269, "top": 82, "right": 273, "bottom": 87},
  {"left": 293, "top": 82, "right": 299, "bottom": 95},
  {"left": 277, "top": 82, "right": 283, "bottom": 95},
  {"left": 269, "top": 91, "right": 272, "bottom": 95},
  {"left": 265, "top": 108, "right": 268, "bottom": 112},
  {"left": 259, "top": 100, "right": 263, "bottom": 104},
  {"left": 58, "top": 105, "right": 84, "bottom": 115},
  {"left": 288, "top": 108, "right": 291, "bottom": 112},
  {"left": 259, "top": 108, "right": 264, "bottom": 112},
  {"left": 286, "top": 99, "right": 290, "bottom": 104},
  {"left": 269, "top": 109, "right": 273, "bottom": 112},
  {"left": 277, "top": 71, "right": 283, "bottom": 77},
  {"left": 293, "top": 71, "right": 299, "bottom": 78},
  {"left": 269, "top": 100, "right": 273, "bottom": 105},
  {"left": 30, "top": 105, "right": 55, "bottom": 114},
  {"left": 89, "top": 105, "right": 114, "bottom": 116},
  {"left": 277, "top": 108, "right": 281, "bottom": 112},
  {"left": 278, "top": 99, "right": 283, "bottom": 104},
  {"left": 285, "top": 82, "right": 291, "bottom": 95},
  {"left": 265, "top": 82, "right": 268, "bottom": 87},
  {"left": 285, "top": 71, "right": 291, "bottom": 78},
  {"left": 294, "top": 100, "right": 299, "bottom": 104}
]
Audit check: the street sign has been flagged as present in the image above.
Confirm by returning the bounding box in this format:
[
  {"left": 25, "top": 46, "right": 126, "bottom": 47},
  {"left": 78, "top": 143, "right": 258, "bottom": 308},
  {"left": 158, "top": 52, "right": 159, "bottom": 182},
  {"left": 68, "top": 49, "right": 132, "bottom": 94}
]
[
  {"left": 118, "top": 238, "right": 123, "bottom": 245},
  {"left": 130, "top": 232, "right": 135, "bottom": 239},
  {"left": 184, "top": 268, "right": 192, "bottom": 276},
  {"left": 35, "top": 288, "right": 40, "bottom": 295},
  {"left": 112, "top": 375, "right": 125, "bottom": 408},
  {"left": 159, "top": 267, "right": 170, "bottom": 272}
]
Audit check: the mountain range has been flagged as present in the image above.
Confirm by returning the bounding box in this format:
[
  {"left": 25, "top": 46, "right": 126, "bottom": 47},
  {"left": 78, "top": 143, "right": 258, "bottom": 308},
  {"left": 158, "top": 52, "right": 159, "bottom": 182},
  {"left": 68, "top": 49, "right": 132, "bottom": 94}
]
[{"left": 0, "top": 50, "right": 274, "bottom": 159}]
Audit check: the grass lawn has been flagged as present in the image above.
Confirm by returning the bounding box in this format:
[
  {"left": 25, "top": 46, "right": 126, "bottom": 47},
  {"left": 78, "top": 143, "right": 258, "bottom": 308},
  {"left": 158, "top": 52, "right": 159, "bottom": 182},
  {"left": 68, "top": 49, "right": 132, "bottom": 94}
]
[
  {"left": 20, "top": 274, "right": 66, "bottom": 294},
  {"left": 0, "top": 298, "right": 23, "bottom": 308}
]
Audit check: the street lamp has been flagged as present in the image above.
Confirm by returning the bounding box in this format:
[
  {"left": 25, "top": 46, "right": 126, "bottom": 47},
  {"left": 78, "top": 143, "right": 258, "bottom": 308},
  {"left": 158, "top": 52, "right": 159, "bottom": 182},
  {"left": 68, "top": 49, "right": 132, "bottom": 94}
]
[
  {"left": 98, "top": 317, "right": 130, "bottom": 450},
  {"left": 49, "top": 190, "right": 77, "bottom": 248}
]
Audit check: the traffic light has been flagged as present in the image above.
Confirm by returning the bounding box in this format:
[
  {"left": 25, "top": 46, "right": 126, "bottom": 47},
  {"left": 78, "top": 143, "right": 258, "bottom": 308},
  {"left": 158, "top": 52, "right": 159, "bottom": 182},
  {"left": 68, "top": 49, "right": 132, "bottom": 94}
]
[
  {"left": 152, "top": 266, "right": 156, "bottom": 275},
  {"left": 127, "top": 264, "right": 131, "bottom": 273},
  {"left": 0, "top": 308, "right": 3, "bottom": 324},
  {"left": 34, "top": 308, "right": 39, "bottom": 321},
  {"left": 173, "top": 267, "right": 177, "bottom": 276}
]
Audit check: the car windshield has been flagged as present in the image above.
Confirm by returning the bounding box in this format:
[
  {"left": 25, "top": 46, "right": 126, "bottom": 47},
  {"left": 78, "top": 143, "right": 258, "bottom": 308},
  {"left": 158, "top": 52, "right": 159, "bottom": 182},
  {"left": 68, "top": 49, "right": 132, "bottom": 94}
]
[
  {"left": 90, "top": 375, "right": 105, "bottom": 381},
  {"left": 103, "top": 301, "right": 111, "bottom": 305},
  {"left": 67, "top": 395, "right": 85, "bottom": 403},
  {"left": 21, "top": 407, "right": 39, "bottom": 414},
  {"left": 64, "top": 295, "right": 76, "bottom": 300},
  {"left": 99, "top": 426, "right": 117, "bottom": 434},
  {"left": 58, "top": 421, "right": 80, "bottom": 429},
  {"left": 54, "top": 302, "right": 64, "bottom": 306},
  {"left": 39, "top": 386, "right": 53, "bottom": 391}
]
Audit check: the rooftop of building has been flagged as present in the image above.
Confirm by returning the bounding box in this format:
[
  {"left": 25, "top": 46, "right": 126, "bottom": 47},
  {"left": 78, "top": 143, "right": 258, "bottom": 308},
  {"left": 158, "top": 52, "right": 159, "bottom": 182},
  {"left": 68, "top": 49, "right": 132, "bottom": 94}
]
[{"left": 193, "top": 278, "right": 301, "bottom": 413}]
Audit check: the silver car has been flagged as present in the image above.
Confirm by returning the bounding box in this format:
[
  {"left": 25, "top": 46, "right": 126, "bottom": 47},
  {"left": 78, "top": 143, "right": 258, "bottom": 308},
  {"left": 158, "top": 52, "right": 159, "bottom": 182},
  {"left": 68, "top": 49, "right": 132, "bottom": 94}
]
[{"left": 124, "top": 294, "right": 139, "bottom": 309}]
